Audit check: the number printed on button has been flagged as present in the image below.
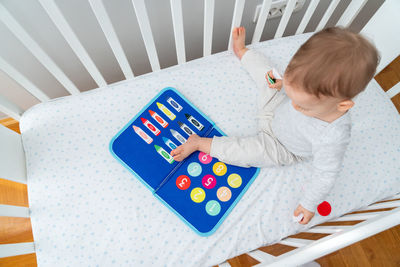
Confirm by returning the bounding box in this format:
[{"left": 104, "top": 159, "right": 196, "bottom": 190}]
[
  {"left": 187, "top": 162, "right": 202, "bottom": 177},
  {"left": 190, "top": 187, "right": 206, "bottom": 203},
  {"left": 202, "top": 174, "right": 216, "bottom": 189},
  {"left": 217, "top": 186, "right": 232, "bottom": 202},
  {"left": 227, "top": 173, "right": 242, "bottom": 188},
  {"left": 198, "top": 152, "right": 212, "bottom": 164},
  {"left": 213, "top": 162, "right": 227, "bottom": 176},
  {"left": 205, "top": 200, "right": 221, "bottom": 216},
  {"left": 176, "top": 175, "right": 191, "bottom": 190}
]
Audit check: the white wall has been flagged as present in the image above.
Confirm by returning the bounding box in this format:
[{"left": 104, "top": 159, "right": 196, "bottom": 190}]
[{"left": 0, "top": 0, "right": 384, "bottom": 119}]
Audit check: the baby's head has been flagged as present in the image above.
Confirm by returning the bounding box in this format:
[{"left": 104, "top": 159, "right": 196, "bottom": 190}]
[{"left": 283, "top": 27, "right": 379, "bottom": 119}]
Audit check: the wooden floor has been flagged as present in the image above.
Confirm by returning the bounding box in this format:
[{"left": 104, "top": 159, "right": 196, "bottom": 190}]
[{"left": 0, "top": 56, "right": 399, "bottom": 266}]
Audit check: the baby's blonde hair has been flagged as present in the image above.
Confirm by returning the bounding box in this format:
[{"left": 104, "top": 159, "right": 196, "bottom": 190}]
[{"left": 284, "top": 27, "right": 379, "bottom": 99}]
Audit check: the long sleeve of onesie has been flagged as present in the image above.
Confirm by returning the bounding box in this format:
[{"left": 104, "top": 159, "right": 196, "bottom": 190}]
[
  {"left": 299, "top": 127, "right": 351, "bottom": 212},
  {"left": 210, "top": 133, "right": 300, "bottom": 168}
]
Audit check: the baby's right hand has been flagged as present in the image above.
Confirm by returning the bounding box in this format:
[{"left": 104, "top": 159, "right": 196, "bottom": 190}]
[
  {"left": 266, "top": 70, "right": 283, "bottom": 91},
  {"left": 171, "top": 134, "right": 200, "bottom": 161}
]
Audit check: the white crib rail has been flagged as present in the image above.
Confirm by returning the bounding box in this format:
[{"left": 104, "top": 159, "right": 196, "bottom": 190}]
[
  {"left": 39, "top": 0, "right": 108, "bottom": 88},
  {"left": 0, "top": 2, "right": 80, "bottom": 96},
  {"left": 203, "top": 0, "right": 215, "bottom": 57},
  {"left": 259, "top": 207, "right": 400, "bottom": 266},
  {"left": 217, "top": 195, "right": 400, "bottom": 266},
  {"left": 0, "top": 0, "right": 399, "bottom": 120},
  {"left": 132, "top": 0, "right": 161, "bottom": 72}
]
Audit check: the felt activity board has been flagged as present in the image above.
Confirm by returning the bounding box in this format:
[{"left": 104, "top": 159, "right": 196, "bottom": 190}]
[{"left": 110, "top": 87, "right": 260, "bottom": 236}]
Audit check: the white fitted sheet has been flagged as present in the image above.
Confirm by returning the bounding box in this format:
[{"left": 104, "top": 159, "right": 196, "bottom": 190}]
[{"left": 20, "top": 32, "right": 400, "bottom": 266}]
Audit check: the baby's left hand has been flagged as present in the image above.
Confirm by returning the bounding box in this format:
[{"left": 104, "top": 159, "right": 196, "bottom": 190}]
[
  {"left": 294, "top": 204, "right": 315, "bottom": 224},
  {"left": 266, "top": 70, "right": 282, "bottom": 90}
]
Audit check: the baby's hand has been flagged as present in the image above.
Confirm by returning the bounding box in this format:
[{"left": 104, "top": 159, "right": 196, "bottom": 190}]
[
  {"left": 293, "top": 204, "right": 315, "bottom": 224},
  {"left": 266, "top": 70, "right": 283, "bottom": 90},
  {"left": 171, "top": 134, "right": 200, "bottom": 161}
]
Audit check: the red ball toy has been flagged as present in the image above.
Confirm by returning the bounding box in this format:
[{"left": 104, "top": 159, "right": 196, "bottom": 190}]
[{"left": 317, "top": 201, "right": 331, "bottom": 216}]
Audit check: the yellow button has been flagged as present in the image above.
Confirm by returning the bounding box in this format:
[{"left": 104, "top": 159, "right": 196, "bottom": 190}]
[
  {"left": 213, "top": 162, "right": 227, "bottom": 176},
  {"left": 190, "top": 187, "right": 206, "bottom": 203},
  {"left": 227, "top": 173, "right": 242, "bottom": 188}
]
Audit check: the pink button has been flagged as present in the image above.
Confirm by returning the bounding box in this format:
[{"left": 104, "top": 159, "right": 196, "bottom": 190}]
[
  {"left": 202, "top": 174, "right": 216, "bottom": 189},
  {"left": 198, "top": 152, "right": 212, "bottom": 164}
]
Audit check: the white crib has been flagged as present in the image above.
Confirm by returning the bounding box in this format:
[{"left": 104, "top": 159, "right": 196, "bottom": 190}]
[{"left": 1, "top": 0, "right": 400, "bottom": 266}]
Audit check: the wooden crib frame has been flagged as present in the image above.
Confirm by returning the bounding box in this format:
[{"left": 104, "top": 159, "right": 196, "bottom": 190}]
[{"left": 1, "top": 0, "right": 400, "bottom": 265}]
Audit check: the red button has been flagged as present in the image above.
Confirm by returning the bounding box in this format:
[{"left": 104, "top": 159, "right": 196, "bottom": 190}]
[
  {"left": 176, "top": 175, "right": 191, "bottom": 190},
  {"left": 317, "top": 201, "right": 331, "bottom": 216}
]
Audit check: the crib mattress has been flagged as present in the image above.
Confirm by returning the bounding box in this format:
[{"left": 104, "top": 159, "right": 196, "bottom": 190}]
[{"left": 20, "top": 32, "right": 400, "bottom": 267}]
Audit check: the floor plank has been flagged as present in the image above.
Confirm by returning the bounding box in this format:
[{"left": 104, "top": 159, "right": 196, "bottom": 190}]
[
  {"left": 0, "top": 217, "right": 34, "bottom": 245},
  {"left": 0, "top": 253, "right": 37, "bottom": 267},
  {"left": 0, "top": 117, "right": 20, "bottom": 133},
  {"left": 0, "top": 178, "right": 29, "bottom": 207}
]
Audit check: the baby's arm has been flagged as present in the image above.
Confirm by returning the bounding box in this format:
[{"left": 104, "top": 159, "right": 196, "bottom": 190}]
[
  {"left": 296, "top": 128, "right": 350, "bottom": 224},
  {"left": 172, "top": 132, "right": 298, "bottom": 168}
]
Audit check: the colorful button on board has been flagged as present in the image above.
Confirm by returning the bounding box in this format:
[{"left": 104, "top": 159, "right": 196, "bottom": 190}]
[
  {"left": 213, "top": 162, "right": 227, "bottom": 176},
  {"left": 202, "top": 174, "right": 216, "bottom": 189},
  {"left": 187, "top": 162, "right": 202, "bottom": 177},
  {"left": 198, "top": 152, "right": 212, "bottom": 164},
  {"left": 227, "top": 173, "right": 242, "bottom": 188},
  {"left": 216, "top": 186, "right": 232, "bottom": 202},
  {"left": 190, "top": 187, "right": 206, "bottom": 203},
  {"left": 176, "top": 175, "right": 191, "bottom": 190},
  {"left": 205, "top": 200, "right": 221, "bottom": 216}
]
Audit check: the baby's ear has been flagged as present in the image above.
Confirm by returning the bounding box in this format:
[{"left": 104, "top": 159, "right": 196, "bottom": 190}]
[{"left": 337, "top": 99, "right": 354, "bottom": 112}]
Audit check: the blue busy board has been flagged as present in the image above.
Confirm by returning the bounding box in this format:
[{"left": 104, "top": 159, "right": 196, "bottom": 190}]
[{"left": 110, "top": 87, "right": 260, "bottom": 236}]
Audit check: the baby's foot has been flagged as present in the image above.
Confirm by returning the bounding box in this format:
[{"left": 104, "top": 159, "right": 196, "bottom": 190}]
[
  {"left": 232, "top": 27, "right": 248, "bottom": 59},
  {"left": 171, "top": 134, "right": 200, "bottom": 161}
]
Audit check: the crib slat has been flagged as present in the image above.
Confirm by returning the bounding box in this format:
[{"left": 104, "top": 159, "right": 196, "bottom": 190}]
[
  {"left": 358, "top": 200, "right": 400, "bottom": 211},
  {"left": 295, "top": 0, "right": 320, "bottom": 34},
  {"left": 0, "top": 204, "right": 29, "bottom": 218},
  {"left": 315, "top": 0, "right": 340, "bottom": 31},
  {"left": 274, "top": 0, "right": 297, "bottom": 39},
  {"left": 131, "top": 0, "right": 160, "bottom": 72},
  {"left": 247, "top": 249, "right": 276, "bottom": 263},
  {"left": 278, "top": 237, "right": 312, "bottom": 248},
  {"left": 0, "top": 57, "right": 50, "bottom": 102},
  {"left": 39, "top": 0, "right": 107, "bottom": 87},
  {"left": 0, "top": 242, "right": 35, "bottom": 258},
  {"left": 0, "top": 3, "right": 79, "bottom": 96},
  {"left": 336, "top": 0, "right": 368, "bottom": 27},
  {"left": 251, "top": 0, "right": 272, "bottom": 44},
  {"left": 386, "top": 82, "right": 400, "bottom": 99},
  {"left": 305, "top": 225, "right": 352, "bottom": 234},
  {"left": 380, "top": 192, "right": 400, "bottom": 201},
  {"left": 203, "top": 0, "right": 214, "bottom": 57},
  {"left": 88, "top": 0, "right": 134, "bottom": 79},
  {"left": 331, "top": 211, "right": 386, "bottom": 222},
  {"left": 170, "top": 0, "right": 186, "bottom": 65},
  {"left": 228, "top": 0, "right": 246, "bottom": 51},
  {"left": 0, "top": 95, "right": 23, "bottom": 121}
]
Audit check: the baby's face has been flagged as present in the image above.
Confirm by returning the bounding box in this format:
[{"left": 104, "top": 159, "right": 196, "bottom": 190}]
[{"left": 283, "top": 80, "right": 343, "bottom": 120}]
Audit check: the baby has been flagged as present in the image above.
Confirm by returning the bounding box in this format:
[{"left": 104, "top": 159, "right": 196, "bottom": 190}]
[{"left": 171, "top": 26, "right": 379, "bottom": 224}]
